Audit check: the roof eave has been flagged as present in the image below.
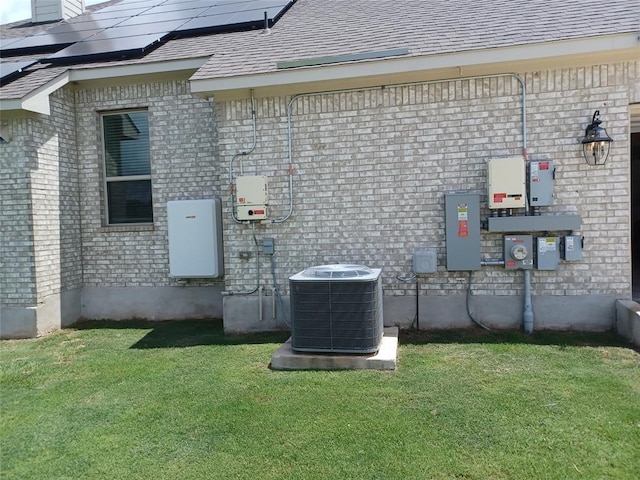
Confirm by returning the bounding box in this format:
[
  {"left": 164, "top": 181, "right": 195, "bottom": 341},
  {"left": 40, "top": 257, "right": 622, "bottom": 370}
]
[
  {"left": 0, "top": 57, "right": 210, "bottom": 115},
  {"left": 190, "top": 32, "right": 640, "bottom": 100}
]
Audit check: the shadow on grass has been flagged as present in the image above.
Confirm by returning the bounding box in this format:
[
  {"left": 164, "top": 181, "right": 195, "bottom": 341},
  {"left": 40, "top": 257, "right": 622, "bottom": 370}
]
[
  {"left": 71, "top": 319, "right": 290, "bottom": 349},
  {"left": 400, "top": 327, "right": 638, "bottom": 351},
  {"left": 71, "top": 320, "right": 636, "bottom": 352}
]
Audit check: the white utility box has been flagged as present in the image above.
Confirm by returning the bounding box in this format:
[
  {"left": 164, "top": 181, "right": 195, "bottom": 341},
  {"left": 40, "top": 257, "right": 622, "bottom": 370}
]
[
  {"left": 487, "top": 157, "right": 526, "bottom": 209},
  {"left": 167, "top": 199, "right": 224, "bottom": 278},
  {"left": 236, "top": 175, "right": 268, "bottom": 220}
]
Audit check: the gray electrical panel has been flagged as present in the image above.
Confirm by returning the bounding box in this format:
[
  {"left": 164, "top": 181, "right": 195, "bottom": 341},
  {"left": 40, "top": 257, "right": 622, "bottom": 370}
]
[
  {"left": 562, "top": 235, "right": 583, "bottom": 261},
  {"left": 167, "top": 199, "right": 224, "bottom": 278},
  {"left": 445, "top": 193, "right": 481, "bottom": 271},
  {"left": 487, "top": 214, "right": 581, "bottom": 233},
  {"left": 536, "top": 237, "right": 560, "bottom": 270},
  {"left": 263, "top": 237, "right": 275, "bottom": 255},
  {"left": 504, "top": 235, "right": 533, "bottom": 270},
  {"left": 413, "top": 248, "right": 437, "bottom": 274},
  {"left": 528, "top": 160, "right": 555, "bottom": 207}
]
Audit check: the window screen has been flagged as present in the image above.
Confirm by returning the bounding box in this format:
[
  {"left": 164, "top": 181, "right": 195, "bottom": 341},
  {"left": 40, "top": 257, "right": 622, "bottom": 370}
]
[{"left": 102, "top": 111, "right": 153, "bottom": 224}]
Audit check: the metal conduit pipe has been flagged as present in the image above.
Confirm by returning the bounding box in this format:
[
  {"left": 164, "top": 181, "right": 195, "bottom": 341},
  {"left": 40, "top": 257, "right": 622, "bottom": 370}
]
[
  {"left": 229, "top": 90, "right": 258, "bottom": 224},
  {"left": 285, "top": 73, "right": 530, "bottom": 332},
  {"left": 272, "top": 287, "right": 277, "bottom": 323},
  {"left": 481, "top": 259, "right": 505, "bottom": 266},
  {"left": 222, "top": 225, "right": 261, "bottom": 296},
  {"left": 523, "top": 270, "right": 534, "bottom": 334},
  {"left": 283, "top": 73, "right": 527, "bottom": 225}
]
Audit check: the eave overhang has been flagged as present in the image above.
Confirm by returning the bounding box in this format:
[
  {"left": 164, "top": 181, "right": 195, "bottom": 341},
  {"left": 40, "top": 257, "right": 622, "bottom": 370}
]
[
  {"left": 0, "top": 57, "right": 209, "bottom": 115},
  {"left": 190, "top": 32, "right": 640, "bottom": 101}
]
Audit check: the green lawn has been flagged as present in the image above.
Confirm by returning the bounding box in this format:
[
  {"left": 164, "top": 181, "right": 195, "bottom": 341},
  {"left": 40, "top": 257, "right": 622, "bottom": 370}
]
[{"left": 1, "top": 320, "right": 639, "bottom": 479}]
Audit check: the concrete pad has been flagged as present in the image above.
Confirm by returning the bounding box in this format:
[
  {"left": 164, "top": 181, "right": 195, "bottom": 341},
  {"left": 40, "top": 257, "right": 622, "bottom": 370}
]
[{"left": 270, "top": 327, "right": 398, "bottom": 371}]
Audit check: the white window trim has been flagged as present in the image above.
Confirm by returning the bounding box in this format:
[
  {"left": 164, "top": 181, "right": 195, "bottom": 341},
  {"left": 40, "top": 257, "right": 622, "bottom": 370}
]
[{"left": 100, "top": 109, "right": 153, "bottom": 226}]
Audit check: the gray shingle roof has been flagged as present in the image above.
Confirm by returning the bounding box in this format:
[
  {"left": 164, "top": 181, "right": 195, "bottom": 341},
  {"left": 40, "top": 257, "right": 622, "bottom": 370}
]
[
  {"left": 1, "top": 0, "right": 638, "bottom": 101},
  {"left": 191, "top": 0, "right": 640, "bottom": 80}
]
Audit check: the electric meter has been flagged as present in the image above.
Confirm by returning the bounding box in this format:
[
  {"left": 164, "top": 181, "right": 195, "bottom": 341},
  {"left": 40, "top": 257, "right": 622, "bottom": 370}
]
[
  {"left": 510, "top": 244, "right": 528, "bottom": 261},
  {"left": 503, "top": 235, "right": 533, "bottom": 270}
]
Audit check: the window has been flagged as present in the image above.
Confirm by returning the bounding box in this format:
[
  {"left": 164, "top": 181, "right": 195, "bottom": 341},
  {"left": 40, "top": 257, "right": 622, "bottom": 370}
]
[{"left": 102, "top": 110, "right": 153, "bottom": 224}]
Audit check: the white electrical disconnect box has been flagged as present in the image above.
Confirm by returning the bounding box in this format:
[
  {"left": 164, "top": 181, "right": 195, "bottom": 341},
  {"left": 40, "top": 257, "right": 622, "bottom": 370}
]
[
  {"left": 167, "top": 199, "right": 224, "bottom": 278},
  {"left": 487, "top": 157, "right": 526, "bottom": 209},
  {"left": 236, "top": 175, "right": 268, "bottom": 220}
]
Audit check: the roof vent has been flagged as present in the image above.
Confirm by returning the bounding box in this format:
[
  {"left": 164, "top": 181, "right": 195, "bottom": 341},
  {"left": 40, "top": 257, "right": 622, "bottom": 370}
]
[{"left": 31, "top": 0, "right": 85, "bottom": 24}]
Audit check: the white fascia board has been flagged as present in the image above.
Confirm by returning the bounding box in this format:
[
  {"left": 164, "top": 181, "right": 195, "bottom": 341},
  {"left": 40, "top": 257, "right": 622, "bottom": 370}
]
[
  {"left": 69, "top": 57, "right": 209, "bottom": 82},
  {"left": 190, "top": 32, "right": 640, "bottom": 96},
  {"left": 0, "top": 70, "right": 71, "bottom": 115},
  {"left": 0, "top": 57, "right": 209, "bottom": 115}
]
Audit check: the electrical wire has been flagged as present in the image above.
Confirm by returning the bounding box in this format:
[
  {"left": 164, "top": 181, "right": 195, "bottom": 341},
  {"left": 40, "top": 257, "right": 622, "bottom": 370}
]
[
  {"left": 270, "top": 254, "right": 291, "bottom": 328},
  {"left": 396, "top": 273, "right": 419, "bottom": 330},
  {"left": 222, "top": 223, "right": 260, "bottom": 296},
  {"left": 466, "top": 271, "right": 491, "bottom": 331}
]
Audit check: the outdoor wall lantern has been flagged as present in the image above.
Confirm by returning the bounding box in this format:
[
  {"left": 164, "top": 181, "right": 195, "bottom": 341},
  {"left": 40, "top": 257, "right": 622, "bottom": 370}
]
[{"left": 581, "top": 110, "right": 613, "bottom": 165}]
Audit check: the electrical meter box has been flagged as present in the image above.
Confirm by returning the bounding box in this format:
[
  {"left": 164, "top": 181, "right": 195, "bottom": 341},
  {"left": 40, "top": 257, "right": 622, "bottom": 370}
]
[
  {"left": 445, "top": 193, "right": 481, "bottom": 271},
  {"left": 528, "top": 160, "right": 554, "bottom": 207},
  {"left": 236, "top": 175, "right": 268, "bottom": 220},
  {"left": 487, "top": 157, "right": 526, "bottom": 209},
  {"left": 504, "top": 235, "right": 533, "bottom": 270},
  {"left": 167, "top": 199, "right": 224, "bottom": 278},
  {"left": 562, "top": 235, "right": 583, "bottom": 261},
  {"left": 536, "top": 236, "right": 560, "bottom": 270}
]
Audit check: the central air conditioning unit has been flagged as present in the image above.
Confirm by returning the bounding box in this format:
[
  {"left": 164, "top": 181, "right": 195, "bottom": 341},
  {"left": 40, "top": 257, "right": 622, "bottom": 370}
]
[{"left": 289, "top": 264, "right": 383, "bottom": 354}]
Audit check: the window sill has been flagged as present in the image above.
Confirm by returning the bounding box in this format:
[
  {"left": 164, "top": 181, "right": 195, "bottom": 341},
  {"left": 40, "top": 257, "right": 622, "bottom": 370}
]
[{"left": 100, "top": 223, "right": 155, "bottom": 233}]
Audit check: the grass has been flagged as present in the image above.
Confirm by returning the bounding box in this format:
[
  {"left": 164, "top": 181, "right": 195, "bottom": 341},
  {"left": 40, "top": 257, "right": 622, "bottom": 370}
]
[{"left": 1, "top": 320, "right": 639, "bottom": 480}]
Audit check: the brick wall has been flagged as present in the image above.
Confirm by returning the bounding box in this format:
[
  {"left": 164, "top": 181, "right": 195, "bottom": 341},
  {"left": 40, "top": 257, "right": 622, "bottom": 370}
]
[
  {"left": 0, "top": 118, "right": 37, "bottom": 307},
  {"left": 1, "top": 86, "right": 82, "bottom": 310},
  {"left": 30, "top": 87, "right": 82, "bottom": 302},
  {"left": 74, "top": 80, "right": 223, "bottom": 287},
  {"left": 217, "top": 62, "right": 638, "bottom": 299}
]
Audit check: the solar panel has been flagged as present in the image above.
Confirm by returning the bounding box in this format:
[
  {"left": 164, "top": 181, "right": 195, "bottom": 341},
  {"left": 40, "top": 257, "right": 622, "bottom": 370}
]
[
  {"left": 1, "top": 34, "right": 78, "bottom": 56},
  {"left": 174, "top": 14, "right": 236, "bottom": 34},
  {"left": 143, "top": 1, "right": 217, "bottom": 15},
  {"left": 1, "top": 0, "right": 298, "bottom": 66},
  {"left": 0, "top": 60, "right": 36, "bottom": 85},
  {"left": 75, "top": 7, "right": 151, "bottom": 21},
  {"left": 87, "top": 20, "right": 183, "bottom": 42},
  {"left": 46, "top": 34, "right": 164, "bottom": 63},
  {"left": 117, "top": 10, "right": 206, "bottom": 27},
  {"left": 44, "top": 20, "right": 120, "bottom": 34},
  {"left": 0, "top": 37, "right": 25, "bottom": 51},
  {"left": 197, "top": 1, "right": 256, "bottom": 16},
  {"left": 98, "top": 0, "right": 160, "bottom": 13}
]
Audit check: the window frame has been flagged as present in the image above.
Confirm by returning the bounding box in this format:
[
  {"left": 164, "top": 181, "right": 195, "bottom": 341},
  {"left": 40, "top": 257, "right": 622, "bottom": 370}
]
[{"left": 100, "top": 109, "right": 154, "bottom": 226}]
